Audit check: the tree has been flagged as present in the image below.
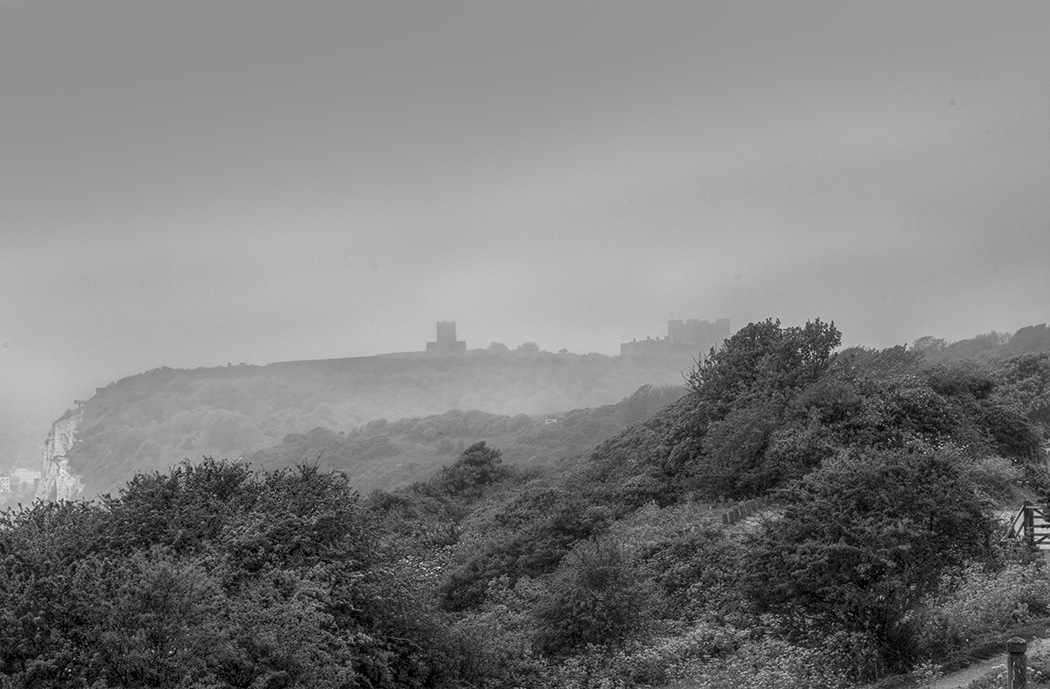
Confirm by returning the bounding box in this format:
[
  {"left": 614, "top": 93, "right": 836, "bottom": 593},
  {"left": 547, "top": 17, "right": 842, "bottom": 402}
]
[
  {"left": 696, "top": 399, "right": 781, "bottom": 498},
  {"left": 745, "top": 446, "right": 993, "bottom": 676},
  {"left": 911, "top": 335, "right": 947, "bottom": 359},
  {"left": 437, "top": 441, "right": 508, "bottom": 497},
  {"left": 994, "top": 353, "right": 1050, "bottom": 432},
  {"left": 516, "top": 342, "right": 540, "bottom": 353},
  {"left": 688, "top": 318, "right": 841, "bottom": 414},
  {"left": 438, "top": 486, "right": 610, "bottom": 611}
]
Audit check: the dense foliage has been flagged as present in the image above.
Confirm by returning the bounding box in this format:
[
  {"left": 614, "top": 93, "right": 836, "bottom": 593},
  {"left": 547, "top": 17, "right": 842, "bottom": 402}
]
[
  {"left": 746, "top": 447, "right": 994, "bottom": 674},
  {"left": 5, "top": 319, "right": 1050, "bottom": 687},
  {"left": 410, "top": 318, "right": 1048, "bottom": 684},
  {"left": 0, "top": 459, "right": 450, "bottom": 688}
]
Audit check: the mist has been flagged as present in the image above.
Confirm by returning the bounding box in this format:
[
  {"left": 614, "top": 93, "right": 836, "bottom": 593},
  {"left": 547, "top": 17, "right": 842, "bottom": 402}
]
[{"left": 1, "top": 1, "right": 1048, "bottom": 463}]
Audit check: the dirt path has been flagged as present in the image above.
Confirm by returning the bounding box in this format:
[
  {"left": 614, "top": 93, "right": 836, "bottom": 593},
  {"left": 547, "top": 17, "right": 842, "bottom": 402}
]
[{"left": 928, "top": 638, "right": 1050, "bottom": 689}]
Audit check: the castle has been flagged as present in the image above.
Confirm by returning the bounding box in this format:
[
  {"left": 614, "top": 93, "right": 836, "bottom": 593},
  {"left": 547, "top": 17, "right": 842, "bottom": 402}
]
[
  {"left": 426, "top": 321, "right": 467, "bottom": 353},
  {"left": 620, "top": 318, "right": 730, "bottom": 358},
  {"left": 422, "top": 318, "right": 728, "bottom": 358}
]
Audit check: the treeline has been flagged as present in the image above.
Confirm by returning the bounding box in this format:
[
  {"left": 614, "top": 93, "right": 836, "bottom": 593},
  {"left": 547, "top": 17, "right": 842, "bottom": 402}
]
[
  {"left": 245, "top": 392, "right": 682, "bottom": 493},
  {"left": 5, "top": 319, "right": 1050, "bottom": 687},
  {"left": 912, "top": 322, "right": 1050, "bottom": 364},
  {"left": 67, "top": 350, "right": 693, "bottom": 497}
]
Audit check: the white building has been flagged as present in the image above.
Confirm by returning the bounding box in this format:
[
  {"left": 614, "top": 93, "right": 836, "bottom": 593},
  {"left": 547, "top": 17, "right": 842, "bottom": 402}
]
[{"left": 12, "top": 467, "right": 41, "bottom": 490}]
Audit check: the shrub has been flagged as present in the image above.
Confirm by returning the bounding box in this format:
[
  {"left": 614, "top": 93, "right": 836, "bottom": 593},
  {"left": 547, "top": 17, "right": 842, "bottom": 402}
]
[
  {"left": 437, "top": 441, "right": 509, "bottom": 497},
  {"left": 914, "top": 562, "right": 1050, "bottom": 659},
  {"left": 445, "top": 577, "right": 545, "bottom": 688},
  {"left": 533, "top": 537, "right": 656, "bottom": 655},
  {"left": 963, "top": 454, "right": 1023, "bottom": 499},
  {"left": 671, "top": 637, "right": 856, "bottom": 689},
  {"left": 746, "top": 447, "right": 994, "bottom": 676}
]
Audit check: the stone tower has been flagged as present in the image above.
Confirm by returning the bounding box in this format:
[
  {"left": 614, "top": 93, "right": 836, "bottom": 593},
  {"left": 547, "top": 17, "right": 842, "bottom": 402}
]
[{"left": 426, "top": 321, "right": 466, "bottom": 353}]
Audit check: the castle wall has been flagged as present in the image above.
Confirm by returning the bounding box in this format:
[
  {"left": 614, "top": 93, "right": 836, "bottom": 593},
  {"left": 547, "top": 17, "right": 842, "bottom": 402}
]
[{"left": 621, "top": 318, "right": 730, "bottom": 358}]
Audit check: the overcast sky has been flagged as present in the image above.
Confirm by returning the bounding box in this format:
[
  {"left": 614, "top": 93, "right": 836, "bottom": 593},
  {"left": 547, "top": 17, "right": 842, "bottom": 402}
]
[{"left": 1, "top": 1, "right": 1049, "bottom": 457}]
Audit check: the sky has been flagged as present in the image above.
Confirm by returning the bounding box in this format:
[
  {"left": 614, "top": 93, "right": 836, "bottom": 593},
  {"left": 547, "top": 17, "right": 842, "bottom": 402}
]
[{"left": 1, "top": 1, "right": 1049, "bottom": 462}]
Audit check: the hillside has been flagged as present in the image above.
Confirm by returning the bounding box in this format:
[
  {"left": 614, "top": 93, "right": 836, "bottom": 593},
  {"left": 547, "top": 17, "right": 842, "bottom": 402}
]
[
  {"left": 5, "top": 318, "right": 1050, "bottom": 689},
  {"left": 39, "top": 325, "right": 1050, "bottom": 502},
  {"left": 246, "top": 384, "right": 683, "bottom": 494},
  {"left": 371, "top": 318, "right": 1050, "bottom": 685},
  {"left": 60, "top": 348, "right": 695, "bottom": 497}
]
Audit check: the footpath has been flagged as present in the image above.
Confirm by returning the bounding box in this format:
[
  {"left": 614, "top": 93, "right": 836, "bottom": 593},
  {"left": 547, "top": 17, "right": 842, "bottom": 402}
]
[
  {"left": 919, "top": 622, "right": 1050, "bottom": 689},
  {"left": 929, "top": 636, "right": 1050, "bottom": 688}
]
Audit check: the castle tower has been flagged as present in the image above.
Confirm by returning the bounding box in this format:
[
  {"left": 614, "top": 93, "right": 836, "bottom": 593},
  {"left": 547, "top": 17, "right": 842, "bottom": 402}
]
[{"left": 426, "top": 321, "right": 466, "bottom": 353}]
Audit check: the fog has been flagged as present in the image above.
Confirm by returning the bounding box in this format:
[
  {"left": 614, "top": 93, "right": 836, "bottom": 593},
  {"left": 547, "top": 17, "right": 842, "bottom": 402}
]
[{"left": 1, "top": 1, "right": 1048, "bottom": 462}]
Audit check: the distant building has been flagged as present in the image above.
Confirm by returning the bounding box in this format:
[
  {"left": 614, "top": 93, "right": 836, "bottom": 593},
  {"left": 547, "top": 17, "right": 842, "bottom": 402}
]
[
  {"left": 11, "top": 467, "right": 41, "bottom": 491},
  {"left": 621, "top": 318, "right": 730, "bottom": 359},
  {"left": 426, "top": 321, "right": 467, "bottom": 353},
  {"left": 0, "top": 476, "right": 9, "bottom": 493}
]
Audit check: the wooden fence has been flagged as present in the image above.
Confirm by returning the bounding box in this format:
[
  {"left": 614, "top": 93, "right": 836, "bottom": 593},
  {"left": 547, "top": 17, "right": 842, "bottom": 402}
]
[
  {"left": 1004, "top": 502, "right": 1050, "bottom": 551},
  {"left": 720, "top": 497, "right": 767, "bottom": 526}
]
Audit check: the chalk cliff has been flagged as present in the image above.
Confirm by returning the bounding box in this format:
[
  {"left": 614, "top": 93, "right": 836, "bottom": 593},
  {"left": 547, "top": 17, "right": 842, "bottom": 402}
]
[{"left": 35, "top": 405, "right": 84, "bottom": 501}]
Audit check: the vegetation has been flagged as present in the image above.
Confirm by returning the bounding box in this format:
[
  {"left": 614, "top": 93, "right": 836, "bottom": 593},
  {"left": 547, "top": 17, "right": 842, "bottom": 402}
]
[
  {"left": 4, "top": 319, "right": 1050, "bottom": 687},
  {"left": 244, "top": 392, "right": 681, "bottom": 495},
  {"left": 0, "top": 460, "right": 449, "bottom": 688},
  {"left": 911, "top": 323, "right": 1050, "bottom": 365},
  {"left": 64, "top": 350, "right": 693, "bottom": 497}
]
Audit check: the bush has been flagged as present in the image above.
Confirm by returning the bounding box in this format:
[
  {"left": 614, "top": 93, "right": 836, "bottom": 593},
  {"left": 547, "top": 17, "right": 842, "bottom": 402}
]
[
  {"left": 533, "top": 537, "right": 655, "bottom": 655},
  {"left": 962, "top": 454, "right": 1023, "bottom": 500},
  {"left": 745, "top": 447, "right": 995, "bottom": 676},
  {"left": 914, "top": 562, "right": 1050, "bottom": 659},
  {"left": 437, "top": 441, "right": 509, "bottom": 498},
  {"left": 0, "top": 461, "right": 453, "bottom": 689},
  {"left": 671, "top": 636, "right": 856, "bottom": 689}
]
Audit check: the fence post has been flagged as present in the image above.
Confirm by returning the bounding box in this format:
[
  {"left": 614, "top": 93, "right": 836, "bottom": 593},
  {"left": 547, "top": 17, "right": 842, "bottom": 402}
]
[{"left": 1007, "top": 636, "right": 1027, "bottom": 689}]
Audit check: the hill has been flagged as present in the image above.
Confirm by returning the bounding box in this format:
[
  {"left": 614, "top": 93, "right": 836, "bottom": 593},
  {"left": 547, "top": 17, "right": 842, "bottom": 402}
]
[{"left": 57, "top": 348, "right": 695, "bottom": 497}]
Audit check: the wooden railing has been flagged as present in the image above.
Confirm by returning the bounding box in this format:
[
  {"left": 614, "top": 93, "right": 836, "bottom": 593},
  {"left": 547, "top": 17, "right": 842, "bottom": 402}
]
[{"left": 1004, "top": 502, "right": 1050, "bottom": 550}]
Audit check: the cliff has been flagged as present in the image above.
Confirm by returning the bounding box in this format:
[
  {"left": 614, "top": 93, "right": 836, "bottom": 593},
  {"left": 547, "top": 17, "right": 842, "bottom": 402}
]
[{"left": 35, "top": 405, "right": 85, "bottom": 501}]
